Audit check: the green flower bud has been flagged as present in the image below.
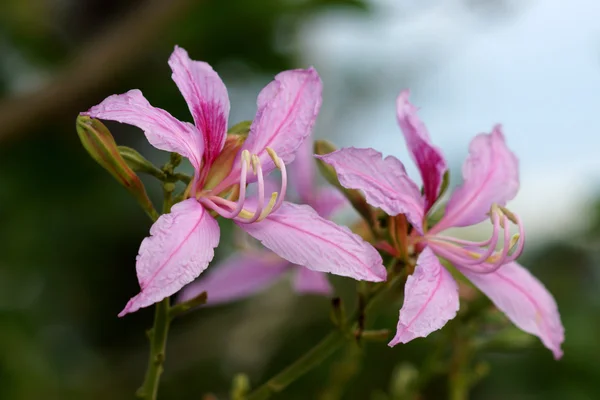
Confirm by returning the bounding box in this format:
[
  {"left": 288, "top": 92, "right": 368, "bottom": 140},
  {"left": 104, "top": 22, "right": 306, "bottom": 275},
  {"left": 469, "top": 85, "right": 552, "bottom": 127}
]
[{"left": 76, "top": 116, "right": 158, "bottom": 221}]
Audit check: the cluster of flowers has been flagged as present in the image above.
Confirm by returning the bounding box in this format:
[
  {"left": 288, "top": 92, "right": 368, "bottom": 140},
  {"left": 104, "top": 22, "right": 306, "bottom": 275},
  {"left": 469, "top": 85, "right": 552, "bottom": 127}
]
[{"left": 83, "top": 46, "right": 564, "bottom": 358}]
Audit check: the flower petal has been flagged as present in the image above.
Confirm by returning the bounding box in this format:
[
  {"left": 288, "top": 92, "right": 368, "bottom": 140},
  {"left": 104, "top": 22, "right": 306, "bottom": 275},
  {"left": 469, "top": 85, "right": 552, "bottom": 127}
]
[
  {"left": 178, "top": 250, "right": 289, "bottom": 306},
  {"left": 168, "top": 46, "right": 230, "bottom": 166},
  {"left": 310, "top": 187, "right": 347, "bottom": 219},
  {"left": 316, "top": 147, "right": 424, "bottom": 233},
  {"left": 290, "top": 136, "right": 316, "bottom": 204},
  {"left": 396, "top": 90, "right": 447, "bottom": 212},
  {"left": 237, "top": 202, "right": 386, "bottom": 282},
  {"left": 459, "top": 262, "right": 564, "bottom": 359},
  {"left": 119, "top": 199, "right": 219, "bottom": 316},
  {"left": 389, "top": 247, "right": 459, "bottom": 346},
  {"left": 242, "top": 68, "right": 322, "bottom": 174},
  {"left": 82, "top": 89, "right": 204, "bottom": 171},
  {"left": 432, "top": 125, "right": 519, "bottom": 233},
  {"left": 292, "top": 268, "right": 333, "bottom": 296}
]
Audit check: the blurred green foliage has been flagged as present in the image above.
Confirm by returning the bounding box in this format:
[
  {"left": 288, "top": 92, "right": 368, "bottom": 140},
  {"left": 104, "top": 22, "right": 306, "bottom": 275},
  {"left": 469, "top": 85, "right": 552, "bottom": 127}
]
[{"left": 0, "top": 1, "right": 599, "bottom": 399}]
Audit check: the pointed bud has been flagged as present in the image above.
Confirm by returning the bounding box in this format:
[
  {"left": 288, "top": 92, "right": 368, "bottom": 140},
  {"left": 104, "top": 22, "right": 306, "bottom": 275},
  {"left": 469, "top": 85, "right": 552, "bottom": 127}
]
[
  {"left": 118, "top": 146, "right": 166, "bottom": 180},
  {"left": 314, "top": 140, "right": 374, "bottom": 227},
  {"left": 76, "top": 116, "right": 158, "bottom": 221},
  {"left": 204, "top": 134, "right": 246, "bottom": 191},
  {"left": 227, "top": 120, "right": 252, "bottom": 136}
]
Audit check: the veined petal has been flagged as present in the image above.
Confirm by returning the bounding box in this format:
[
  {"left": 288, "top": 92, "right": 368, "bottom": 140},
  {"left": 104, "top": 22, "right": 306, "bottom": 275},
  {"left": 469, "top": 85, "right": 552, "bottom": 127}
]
[
  {"left": 119, "top": 199, "right": 219, "bottom": 316},
  {"left": 389, "top": 247, "right": 459, "bottom": 346},
  {"left": 242, "top": 68, "right": 322, "bottom": 174},
  {"left": 290, "top": 137, "right": 316, "bottom": 204},
  {"left": 237, "top": 202, "right": 386, "bottom": 282},
  {"left": 459, "top": 262, "right": 564, "bottom": 359},
  {"left": 396, "top": 90, "right": 447, "bottom": 212},
  {"left": 82, "top": 89, "right": 203, "bottom": 171},
  {"left": 179, "top": 250, "right": 289, "bottom": 306},
  {"left": 292, "top": 268, "right": 333, "bottom": 296},
  {"left": 316, "top": 147, "right": 425, "bottom": 233},
  {"left": 432, "top": 125, "right": 519, "bottom": 233},
  {"left": 168, "top": 46, "right": 230, "bottom": 167},
  {"left": 310, "top": 187, "right": 347, "bottom": 219}
]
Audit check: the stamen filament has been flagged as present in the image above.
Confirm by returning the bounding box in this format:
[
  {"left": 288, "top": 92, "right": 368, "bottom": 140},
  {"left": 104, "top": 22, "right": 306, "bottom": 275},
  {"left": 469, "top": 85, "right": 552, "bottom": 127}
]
[
  {"left": 243, "top": 155, "right": 265, "bottom": 223},
  {"left": 266, "top": 147, "right": 287, "bottom": 213}
]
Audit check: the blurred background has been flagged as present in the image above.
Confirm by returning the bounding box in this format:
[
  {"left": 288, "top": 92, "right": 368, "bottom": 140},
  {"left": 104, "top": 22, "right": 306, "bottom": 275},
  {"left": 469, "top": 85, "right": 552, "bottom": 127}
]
[{"left": 1, "top": 0, "right": 599, "bottom": 399}]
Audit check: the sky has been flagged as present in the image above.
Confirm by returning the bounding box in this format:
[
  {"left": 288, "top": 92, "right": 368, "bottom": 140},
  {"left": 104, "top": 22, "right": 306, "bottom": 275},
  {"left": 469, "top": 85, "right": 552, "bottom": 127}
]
[{"left": 300, "top": 0, "right": 600, "bottom": 240}]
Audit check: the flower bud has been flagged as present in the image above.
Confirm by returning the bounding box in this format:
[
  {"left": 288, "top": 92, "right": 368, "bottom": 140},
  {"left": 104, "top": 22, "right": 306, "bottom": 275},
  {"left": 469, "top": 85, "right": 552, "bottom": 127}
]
[
  {"left": 204, "top": 134, "right": 246, "bottom": 190},
  {"left": 76, "top": 116, "right": 158, "bottom": 221},
  {"left": 314, "top": 140, "right": 374, "bottom": 228}
]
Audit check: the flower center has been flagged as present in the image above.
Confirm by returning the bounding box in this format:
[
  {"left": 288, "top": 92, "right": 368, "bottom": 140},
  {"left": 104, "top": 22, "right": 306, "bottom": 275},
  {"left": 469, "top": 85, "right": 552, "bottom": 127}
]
[
  {"left": 198, "top": 147, "right": 287, "bottom": 223},
  {"left": 424, "top": 203, "right": 525, "bottom": 274}
]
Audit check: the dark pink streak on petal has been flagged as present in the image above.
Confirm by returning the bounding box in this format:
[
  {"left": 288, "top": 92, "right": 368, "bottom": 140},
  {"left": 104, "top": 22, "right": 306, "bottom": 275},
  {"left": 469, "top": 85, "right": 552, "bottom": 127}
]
[
  {"left": 169, "top": 46, "right": 230, "bottom": 168},
  {"left": 396, "top": 90, "right": 447, "bottom": 212}
]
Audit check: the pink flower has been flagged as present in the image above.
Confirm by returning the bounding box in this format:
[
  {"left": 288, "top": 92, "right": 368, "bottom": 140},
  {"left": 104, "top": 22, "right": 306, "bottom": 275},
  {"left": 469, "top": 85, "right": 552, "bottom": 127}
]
[
  {"left": 82, "top": 46, "right": 386, "bottom": 316},
  {"left": 317, "top": 90, "right": 564, "bottom": 359},
  {"left": 179, "top": 138, "right": 347, "bottom": 305}
]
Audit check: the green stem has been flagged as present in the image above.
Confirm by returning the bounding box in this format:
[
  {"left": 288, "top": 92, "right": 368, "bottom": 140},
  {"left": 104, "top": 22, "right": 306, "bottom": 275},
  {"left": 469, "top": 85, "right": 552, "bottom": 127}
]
[
  {"left": 137, "top": 297, "right": 171, "bottom": 399},
  {"left": 244, "top": 269, "right": 406, "bottom": 400},
  {"left": 245, "top": 331, "right": 345, "bottom": 400},
  {"left": 448, "top": 330, "right": 472, "bottom": 400}
]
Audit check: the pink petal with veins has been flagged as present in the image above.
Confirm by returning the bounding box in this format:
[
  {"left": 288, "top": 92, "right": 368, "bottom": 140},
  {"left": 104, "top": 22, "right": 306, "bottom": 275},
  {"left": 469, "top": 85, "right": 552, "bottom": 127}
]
[
  {"left": 389, "top": 247, "right": 459, "bottom": 346},
  {"left": 168, "top": 46, "right": 230, "bottom": 167},
  {"left": 396, "top": 90, "right": 447, "bottom": 212},
  {"left": 242, "top": 68, "right": 322, "bottom": 174},
  {"left": 119, "top": 199, "right": 219, "bottom": 316},
  {"left": 432, "top": 125, "right": 519, "bottom": 233},
  {"left": 317, "top": 147, "right": 425, "bottom": 233},
  {"left": 238, "top": 202, "right": 386, "bottom": 282},
  {"left": 460, "top": 262, "right": 564, "bottom": 359},
  {"left": 82, "top": 89, "right": 204, "bottom": 171}
]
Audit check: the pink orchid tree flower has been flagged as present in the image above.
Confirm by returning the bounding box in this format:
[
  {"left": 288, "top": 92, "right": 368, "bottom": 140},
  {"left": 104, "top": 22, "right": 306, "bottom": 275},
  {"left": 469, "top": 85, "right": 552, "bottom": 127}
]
[
  {"left": 317, "top": 90, "right": 565, "bottom": 359},
  {"left": 179, "top": 138, "right": 348, "bottom": 305},
  {"left": 81, "top": 46, "right": 386, "bottom": 316}
]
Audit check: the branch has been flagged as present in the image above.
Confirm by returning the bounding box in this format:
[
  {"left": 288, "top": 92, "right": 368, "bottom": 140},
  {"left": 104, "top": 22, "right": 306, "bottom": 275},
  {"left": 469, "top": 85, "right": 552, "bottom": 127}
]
[{"left": 0, "top": 0, "right": 195, "bottom": 142}]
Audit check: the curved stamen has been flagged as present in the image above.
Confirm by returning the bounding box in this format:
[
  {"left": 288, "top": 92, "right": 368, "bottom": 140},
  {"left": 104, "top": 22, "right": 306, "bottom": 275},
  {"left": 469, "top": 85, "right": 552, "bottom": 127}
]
[
  {"left": 502, "top": 213, "right": 525, "bottom": 263},
  {"left": 428, "top": 209, "right": 526, "bottom": 274},
  {"left": 243, "top": 155, "right": 266, "bottom": 223},
  {"left": 427, "top": 211, "right": 502, "bottom": 266},
  {"left": 266, "top": 147, "right": 287, "bottom": 213},
  {"left": 475, "top": 215, "right": 512, "bottom": 274},
  {"left": 427, "top": 234, "right": 496, "bottom": 248}
]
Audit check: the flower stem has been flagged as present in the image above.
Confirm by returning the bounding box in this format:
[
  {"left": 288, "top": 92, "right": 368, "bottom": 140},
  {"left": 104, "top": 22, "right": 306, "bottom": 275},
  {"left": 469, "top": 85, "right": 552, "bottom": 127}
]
[
  {"left": 245, "top": 331, "right": 345, "bottom": 400},
  {"left": 137, "top": 297, "right": 171, "bottom": 399},
  {"left": 245, "top": 265, "right": 406, "bottom": 400}
]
